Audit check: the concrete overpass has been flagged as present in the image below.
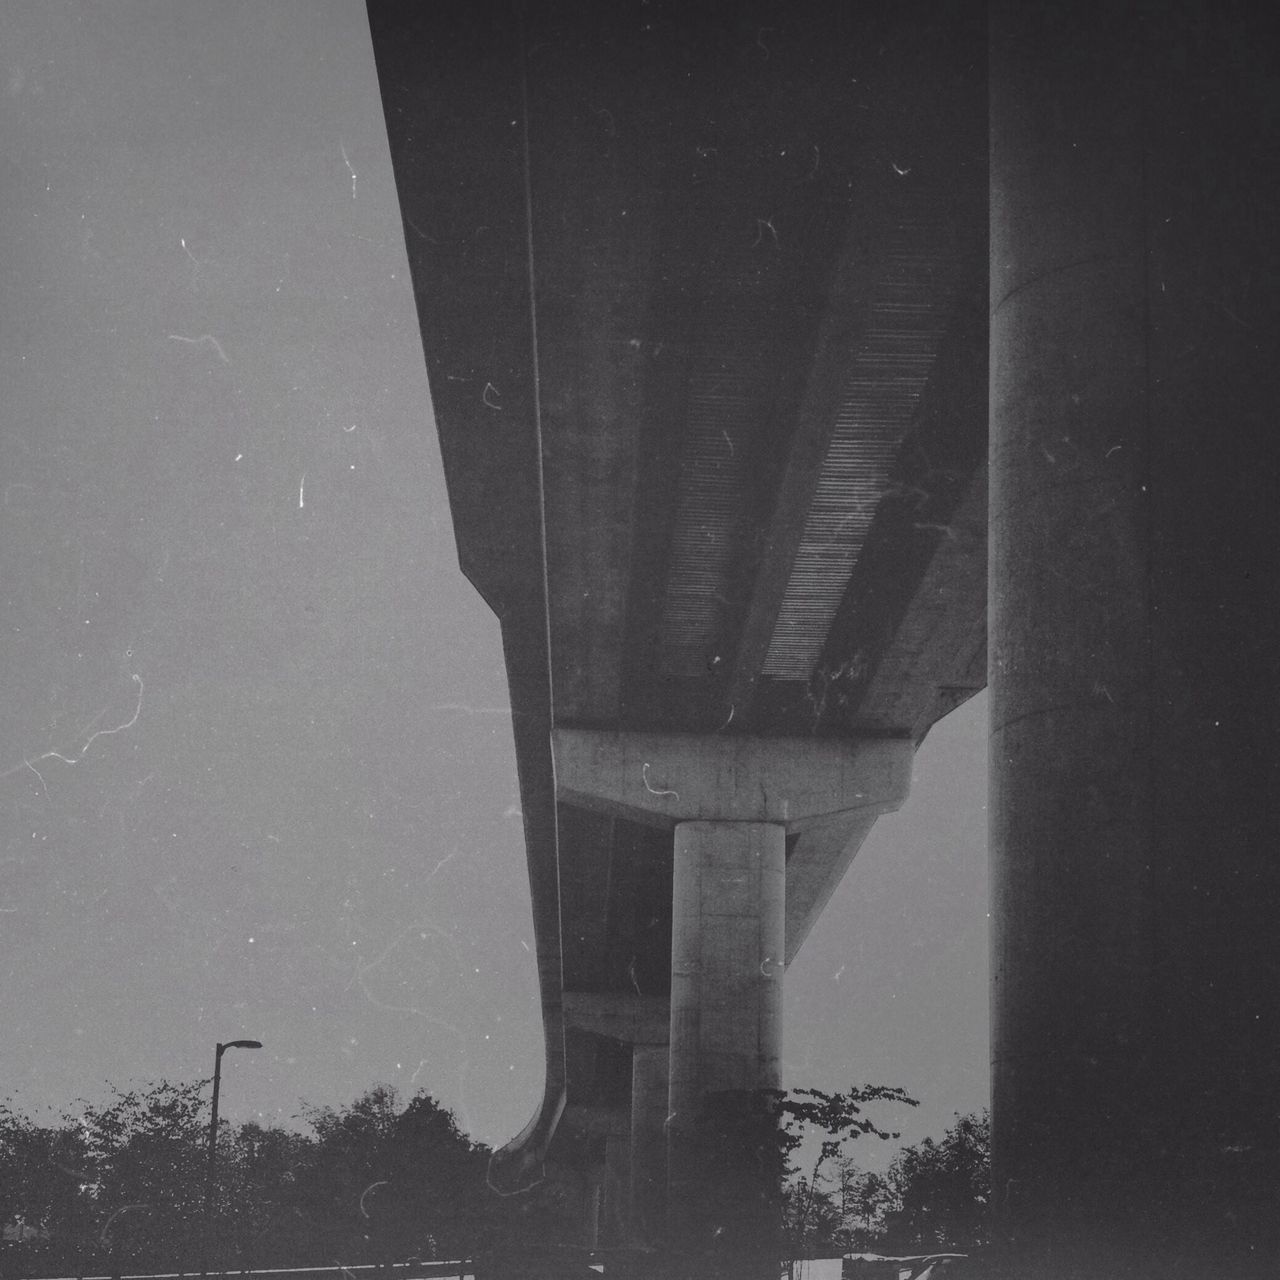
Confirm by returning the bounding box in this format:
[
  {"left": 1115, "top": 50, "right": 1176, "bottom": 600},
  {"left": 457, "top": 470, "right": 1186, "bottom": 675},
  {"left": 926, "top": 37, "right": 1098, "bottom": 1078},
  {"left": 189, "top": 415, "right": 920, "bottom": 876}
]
[{"left": 368, "top": 2, "right": 1280, "bottom": 1276}]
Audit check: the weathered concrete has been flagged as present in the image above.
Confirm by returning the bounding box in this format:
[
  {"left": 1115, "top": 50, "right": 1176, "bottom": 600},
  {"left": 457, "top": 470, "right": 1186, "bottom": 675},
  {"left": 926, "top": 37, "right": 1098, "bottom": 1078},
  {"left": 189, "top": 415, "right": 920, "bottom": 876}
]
[
  {"left": 562, "top": 991, "right": 670, "bottom": 1046},
  {"left": 667, "top": 821, "right": 784, "bottom": 1275},
  {"left": 559, "top": 1103, "right": 628, "bottom": 1137},
  {"left": 669, "top": 823, "right": 786, "bottom": 1113},
  {"left": 560, "top": 991, "right": 671, "bottom": 1247},
  {"left": 553, "top": 728, "right": 912, "bottom": 830},
  {"left": 783, "top": 811, "right": 881, "bottom": 964},
  {"left": 990, "top": 3, "right": 1280, "bottom": 1275},
  {"left": 603, "top": 1133, "right": 631, "bottom": 1247},
  {"left": 555, "top": 728, "right": 903, "bottom": 1265},
  {"left": 367, "top": 8, "right": 987, "bottom": 1261},
  {"left": 629, "top": 1043, "right": 669, "bottom": 1245}
]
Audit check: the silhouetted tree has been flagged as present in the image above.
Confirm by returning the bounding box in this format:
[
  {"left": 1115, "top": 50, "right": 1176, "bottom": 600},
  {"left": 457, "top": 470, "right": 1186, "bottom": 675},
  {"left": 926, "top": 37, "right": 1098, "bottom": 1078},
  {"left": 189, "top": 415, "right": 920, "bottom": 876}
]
[
  {"left": 482, "top": 1136, "right": 589, "bottom": 1258},
  {"left": 0, "top": 1080, "right": 492, "bottom": 1274},
  {"left": 881, "top": 1110, "right": 990, "bottom": 1253},
  {"left": 660, "top": 1083, "right": 916, "bottom": 1267},
  {"left": 778, "top": 1086, "right": 918, "bottom": 1258},
  {"left": 273, "top": 1085, "right": 490, "bottom": 1265},
  {"left": 219, "top": 1119, "right": 316, "bottom": 1267},
  {"left": 79, "top": 1079, "right": 208, "bottom": 1272},
  {"left": 836, "top": 1161, "right": 894, "bottom": 1249},
  {"left": 0, "top": 1105, "right": 89, "bottom": 1274}
]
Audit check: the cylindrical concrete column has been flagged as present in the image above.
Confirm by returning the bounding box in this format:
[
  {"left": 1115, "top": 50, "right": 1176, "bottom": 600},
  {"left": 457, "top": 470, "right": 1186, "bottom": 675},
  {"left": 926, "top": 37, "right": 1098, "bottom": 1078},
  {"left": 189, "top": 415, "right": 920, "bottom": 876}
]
[
  {"left": 666, "top": 820, "right": 785, "bottom": 1273},
  {"left": 585, "top": 1180, "right": 601, "bottom": 1252},
  {"left": 629, "top": 1043, "right": 669, "bottom": 1244},
  {"left": 668, "top": 821, "right": 786, "bottom": 1128},
  {"left": 602, "top": 1133, "right": 631, "bottom": 1248},
  {"left": 991, "top": 3, "right": 1280, "bottom": 1276}
]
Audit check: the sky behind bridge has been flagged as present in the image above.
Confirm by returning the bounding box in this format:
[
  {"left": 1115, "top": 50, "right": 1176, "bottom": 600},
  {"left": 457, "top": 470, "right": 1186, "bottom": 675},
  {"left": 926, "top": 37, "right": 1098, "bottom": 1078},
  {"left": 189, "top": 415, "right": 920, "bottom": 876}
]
[{"left": 0, "top": 0, "right": 987, "bottom": 1162}]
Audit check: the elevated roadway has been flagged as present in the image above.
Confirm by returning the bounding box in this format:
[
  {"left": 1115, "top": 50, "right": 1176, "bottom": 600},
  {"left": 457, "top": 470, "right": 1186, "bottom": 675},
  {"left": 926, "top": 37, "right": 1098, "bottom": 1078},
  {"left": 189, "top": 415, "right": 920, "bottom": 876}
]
[
  {"left": 368, "top": 0, "right": 985, "bottom": 1249},
  {"left": 367, "top": 0, "right": 985, "bottom": 1262},
  {"left": 371, "top": 2, "right": 1280, "bottom": 1277}
]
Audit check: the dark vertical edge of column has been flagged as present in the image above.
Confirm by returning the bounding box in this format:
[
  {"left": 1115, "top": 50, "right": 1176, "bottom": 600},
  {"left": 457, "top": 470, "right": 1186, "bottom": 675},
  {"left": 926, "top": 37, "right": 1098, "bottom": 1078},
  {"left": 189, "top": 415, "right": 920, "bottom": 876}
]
[{"left": 990, "top": 1, "right": 1280, "bottom": 1273}]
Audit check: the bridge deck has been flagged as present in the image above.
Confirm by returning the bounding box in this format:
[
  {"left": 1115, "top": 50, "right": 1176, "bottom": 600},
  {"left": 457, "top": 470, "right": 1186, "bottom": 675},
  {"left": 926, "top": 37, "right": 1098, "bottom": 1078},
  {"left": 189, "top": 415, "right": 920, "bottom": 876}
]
[{"left": 369, "top": 0, "right": 986, "bottom": 1222}]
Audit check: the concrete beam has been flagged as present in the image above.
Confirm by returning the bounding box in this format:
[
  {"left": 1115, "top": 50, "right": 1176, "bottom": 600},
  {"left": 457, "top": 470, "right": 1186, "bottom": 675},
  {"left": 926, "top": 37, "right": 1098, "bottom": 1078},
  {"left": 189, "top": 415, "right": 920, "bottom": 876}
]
[
  {"left": 563, "top": 991, "right": 670, "bottom": 1046},
  {"left": 783, "top": 810, "right": 881, "bottom": 964},
  {"left": 721, "top": 184, "right": 899, "bottom": 719},
  {"left": 561, "top": 1103, "right": 629, "bottom": 1138},
  {"left": 554, "top": 728, "right": 911, "bottom": 831}
]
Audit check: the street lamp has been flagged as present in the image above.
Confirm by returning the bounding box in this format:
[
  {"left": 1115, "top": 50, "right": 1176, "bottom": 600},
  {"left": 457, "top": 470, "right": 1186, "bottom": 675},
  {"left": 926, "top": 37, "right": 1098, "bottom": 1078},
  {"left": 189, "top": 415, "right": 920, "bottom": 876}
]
[{"left": 204, "top": 1040, "right": 262, "bottom": 1264}]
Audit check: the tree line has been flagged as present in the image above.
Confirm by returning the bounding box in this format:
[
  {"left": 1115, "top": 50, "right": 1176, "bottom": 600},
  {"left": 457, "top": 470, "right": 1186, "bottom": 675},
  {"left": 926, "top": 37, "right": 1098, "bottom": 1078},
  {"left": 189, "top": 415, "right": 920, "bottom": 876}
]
[
  {"left": 0, "top": 1082, "right": 493, "bottom": 1275},
  {"left": 0, "top": 1078, "right": 987, "bottom": 1275},
  {"left": 784, "top": 1108, "right": 990, "bottom": 1258}
]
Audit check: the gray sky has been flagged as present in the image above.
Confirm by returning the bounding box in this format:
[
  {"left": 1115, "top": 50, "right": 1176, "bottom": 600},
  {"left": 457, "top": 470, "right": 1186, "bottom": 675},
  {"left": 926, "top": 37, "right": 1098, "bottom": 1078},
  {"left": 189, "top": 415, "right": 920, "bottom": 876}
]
[{"left": 0, "top": 0, "right": 987, "bottom": 1159}]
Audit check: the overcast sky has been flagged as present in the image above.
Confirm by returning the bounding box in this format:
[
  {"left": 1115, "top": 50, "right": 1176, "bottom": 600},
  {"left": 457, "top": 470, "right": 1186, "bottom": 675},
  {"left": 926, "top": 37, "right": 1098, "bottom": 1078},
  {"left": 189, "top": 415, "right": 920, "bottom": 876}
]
[{"left": 0, "top": 0, "right": 988, "bottom": 1160}]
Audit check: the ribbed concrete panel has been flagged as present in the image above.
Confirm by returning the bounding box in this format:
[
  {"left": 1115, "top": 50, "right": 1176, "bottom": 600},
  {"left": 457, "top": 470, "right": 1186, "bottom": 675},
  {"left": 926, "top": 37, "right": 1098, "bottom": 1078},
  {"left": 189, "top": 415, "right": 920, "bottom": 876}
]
[
  {"left": 655, "top": 264, "right": 775, "bottom": 676},
  {"left": 762, "top": 220, "right": 950, "bottom": 679},
  {"left": 656, "top": 369, "right": 750, "bottom": 675}
]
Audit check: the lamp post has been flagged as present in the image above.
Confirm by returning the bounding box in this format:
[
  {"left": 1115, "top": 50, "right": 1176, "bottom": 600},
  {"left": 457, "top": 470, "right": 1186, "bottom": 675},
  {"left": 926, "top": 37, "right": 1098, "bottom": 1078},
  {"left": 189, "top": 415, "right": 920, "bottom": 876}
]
[{"left": 204, "top": 1040, "right": 261, "bottom": 1268}]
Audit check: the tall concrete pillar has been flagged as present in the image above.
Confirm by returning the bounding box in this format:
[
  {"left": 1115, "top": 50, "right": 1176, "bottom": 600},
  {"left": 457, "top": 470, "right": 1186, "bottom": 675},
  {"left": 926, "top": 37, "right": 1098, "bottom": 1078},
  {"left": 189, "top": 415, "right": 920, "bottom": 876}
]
[
  {"left": 585, "top": 1180, "right": 601, "bottom": 1251},
  {"left": 602, "top": 1133, "right": 631, "bottom": 1246},
  {"left": 630, "top": 1042, "right": 669, "bottom": 1244},
  {"left": 553, "top": 728, "right": 913, "bottom": 1274},
  {"left": 990, "top": 3, "right": 1280, "bottom": 1275},
  {"left": 667, "top": 821, "right": 785, "bottom": 1274},
  {"left": 668, "top": 822, "right": 786, "bottom": 1118}
]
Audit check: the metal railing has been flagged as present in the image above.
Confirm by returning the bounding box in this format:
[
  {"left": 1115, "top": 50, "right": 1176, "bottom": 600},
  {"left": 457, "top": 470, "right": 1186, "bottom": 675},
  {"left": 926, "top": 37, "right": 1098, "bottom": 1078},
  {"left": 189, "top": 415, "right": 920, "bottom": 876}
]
[{"left": 5, "top": 1264, "right": 475, "bottom": 1280}]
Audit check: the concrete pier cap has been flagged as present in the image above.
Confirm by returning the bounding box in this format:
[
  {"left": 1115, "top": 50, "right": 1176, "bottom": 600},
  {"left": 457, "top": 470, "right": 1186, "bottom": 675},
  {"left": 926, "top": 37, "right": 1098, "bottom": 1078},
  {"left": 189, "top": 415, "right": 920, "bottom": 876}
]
[
  {"left": 553, "top": 726, "right": 915, "bottom": 1268},
  {"left": 552, "top": 727, "right": 913, "bottom": 832}
]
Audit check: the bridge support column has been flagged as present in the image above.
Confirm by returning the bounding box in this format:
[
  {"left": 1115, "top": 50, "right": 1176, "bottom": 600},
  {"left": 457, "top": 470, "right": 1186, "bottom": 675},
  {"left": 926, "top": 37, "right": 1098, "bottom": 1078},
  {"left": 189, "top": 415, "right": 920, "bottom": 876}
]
[
  {"left": 666, "top": 820, "right": 784, "bottom": 1276},
  {"left": 990, "top": 3, "right": 1280, "bottom": 1275},
  {"left": 554, "top": 727, "right": 913, "bottom": 1274},
  {"left": 629, "top": 1042, "right": 668, "bottom": 1245},
  {"left": 602, "top": 1132, "right": 631, "bottom": 1246}
]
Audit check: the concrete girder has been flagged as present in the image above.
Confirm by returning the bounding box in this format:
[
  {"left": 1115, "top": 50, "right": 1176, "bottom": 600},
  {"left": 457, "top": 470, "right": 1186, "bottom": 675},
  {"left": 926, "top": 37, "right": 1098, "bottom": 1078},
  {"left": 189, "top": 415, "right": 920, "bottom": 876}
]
[
  {"left": 783, "top": 810, "right": 882, "bottom": 965},
  {"left": 553, "top": 727, "right": 909, "bottom": 1265},
  {"left": 553, "top": 728, "right": 912, "bottom": 833},
  {"left": 562, "top": 991, "right": 670, "bottom": 1046},
  {"left": 561, "top": 1103, "right": 630, "bottom": 1138}
]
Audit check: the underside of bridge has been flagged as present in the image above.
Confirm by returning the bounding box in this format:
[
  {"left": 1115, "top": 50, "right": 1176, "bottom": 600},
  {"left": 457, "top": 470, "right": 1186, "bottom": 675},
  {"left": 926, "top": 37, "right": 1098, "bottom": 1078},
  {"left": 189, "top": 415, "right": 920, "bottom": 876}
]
[
  {"left": 369, "top": 1, "right": 1280, "bottom": 1276},
  {"left": 368, "top": 3, "right": 985, "bottom": 1265}
]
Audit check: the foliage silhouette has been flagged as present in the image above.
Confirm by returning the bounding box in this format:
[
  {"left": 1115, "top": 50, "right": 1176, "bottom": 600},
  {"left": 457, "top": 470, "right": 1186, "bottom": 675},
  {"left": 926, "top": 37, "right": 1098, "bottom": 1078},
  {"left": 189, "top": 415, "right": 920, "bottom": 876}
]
[
  {"left": 776, "top": 1085, "right": 918, "bottom": 1258},
  {"left": 658, "top": 1083, "right": 917, "bottom": 1269},
  {"left": 0, "top": 1080, "right": 490, "bottom": 1274},
  {"left": 783, "top": 1109, "right": 991, "bottom": 1256},
  {"left": 0, "top": 1080, "right": 986, "bottom": 1270},
  {"left": 881, "top": 1109, "right": 990, "bottom": 1252}
]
